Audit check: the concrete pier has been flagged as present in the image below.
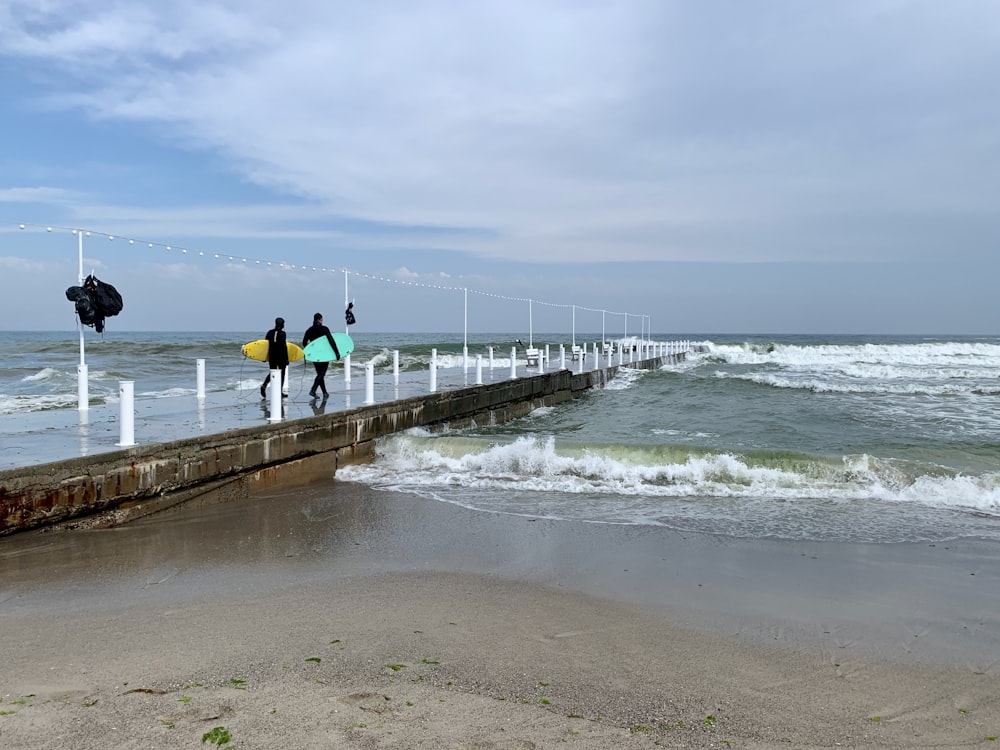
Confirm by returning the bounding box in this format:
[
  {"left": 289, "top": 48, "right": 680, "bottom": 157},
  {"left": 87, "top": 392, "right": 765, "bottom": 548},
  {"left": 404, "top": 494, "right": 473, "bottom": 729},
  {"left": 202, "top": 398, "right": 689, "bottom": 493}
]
[{"left": 0, "top": 357, "right": 676, "bottom": 536}]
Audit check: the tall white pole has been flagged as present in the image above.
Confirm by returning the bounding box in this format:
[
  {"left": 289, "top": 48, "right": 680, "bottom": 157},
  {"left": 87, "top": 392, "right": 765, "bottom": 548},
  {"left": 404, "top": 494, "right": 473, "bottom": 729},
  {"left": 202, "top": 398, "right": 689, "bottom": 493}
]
[
  {"left": 529, "top": 299, "right": 533, "bottom": 348},
  {"left": 463, "top": 287, "right": 469, "bottom": 370},
  {"left": 343, "top": 269, "right": 351, "bottom": 387},
  {"left": 76, "top": 230, "right": 88, "bottom": 411}
]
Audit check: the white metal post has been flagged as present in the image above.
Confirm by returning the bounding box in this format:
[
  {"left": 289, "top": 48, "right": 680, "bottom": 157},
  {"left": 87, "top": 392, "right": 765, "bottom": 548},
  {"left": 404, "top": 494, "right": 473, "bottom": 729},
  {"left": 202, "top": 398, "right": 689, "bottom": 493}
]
[
  {"left": 196, "top": 358, "right": 206, "bottom": 399},
  {"left": 268, "top": 369, "right": 281, "bottom": 421},
  {"left": 528, "top": 299, "right": 533, "bottom": 348},
  {"left": 509, "top": 346, "right": 517, "bottom": 379},
  {"left": 76, "top": 229, "right": 89, "bottom": 411},
  {"left": 572, "top": 304, "right": 576, "bottom": 349},
  {"left": 364, "top": 362, "right": 375, "bottom": 404},
  {"left": 117, "top": 381, "right": 135, "bottom": 446},
  {"left": 475, "top": 354, "right": 483, "bottom": 385},
  {"left": 489, "top": 346, "right": 495, "bottom": 370},
  {"left": 560, "top": 344, "right": 565, "bottom": 370},
  {"left": 343, "top": 269, "right": 351, "bottom": 387},
  {"left": 429, "top": 349, "right": 437, "bottom": 392},
  {"left": 393, "top": 350, "right": 400, "bottom": 385}
]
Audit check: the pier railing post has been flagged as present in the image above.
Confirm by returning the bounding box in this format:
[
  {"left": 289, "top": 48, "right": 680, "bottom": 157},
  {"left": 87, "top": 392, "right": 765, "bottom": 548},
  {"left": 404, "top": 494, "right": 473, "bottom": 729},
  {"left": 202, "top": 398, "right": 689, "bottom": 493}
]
[
  {"left": 196, "top": 358, "right": 206, "bottom": 399},
  {"left": 475, "top": 354, "right": 483, "bottom": 385},
  {"left": 268, "top": 369, "right": 282, "bottom": 421},
  {"left": 429, "top": 349, "right": 438, "bottom": 392},
  {"left": 117, "top": 380, "right": 135, "bottom": 446},
  {"left": 364, "top": 362, "right": 375, "bottom": 404},
  {"left": 393, "top": 350, "right": 399, "bottom": 386},
  {"left": 510, "top": 347, "right": 517, "bottom": 379}
]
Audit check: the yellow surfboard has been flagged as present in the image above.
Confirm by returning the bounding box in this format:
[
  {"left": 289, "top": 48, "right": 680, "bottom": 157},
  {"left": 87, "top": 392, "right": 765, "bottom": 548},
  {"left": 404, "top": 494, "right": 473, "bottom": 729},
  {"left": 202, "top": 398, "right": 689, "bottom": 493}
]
[{"left": 241, "top": 339, "right": 305, "bottom": 363}]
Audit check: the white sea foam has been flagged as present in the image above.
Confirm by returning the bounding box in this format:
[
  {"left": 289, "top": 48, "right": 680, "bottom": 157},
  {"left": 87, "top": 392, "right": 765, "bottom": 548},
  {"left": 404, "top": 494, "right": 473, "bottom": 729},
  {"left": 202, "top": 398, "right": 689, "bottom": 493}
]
[
  {"left": 604, "top": 366, "right": 645, "bottom": 390},
  {"left": 22, "top": 367, "right": 61, "bottom": 383},
  {"left": 337, "top": 434, "right": 1000, "bottom": 519},
  {"left": 702, "top": 340, "right": 1000, "bottom": 397},
  {"left": 0, "top": 393, "right": 80, "bottom": 415}
]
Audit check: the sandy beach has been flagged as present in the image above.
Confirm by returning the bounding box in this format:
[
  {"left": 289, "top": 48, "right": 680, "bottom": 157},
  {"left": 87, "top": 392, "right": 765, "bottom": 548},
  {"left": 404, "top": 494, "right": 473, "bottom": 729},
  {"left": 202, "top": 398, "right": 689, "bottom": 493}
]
[{"left": 1, "top": 481, "right": 998, "bottom": 749}]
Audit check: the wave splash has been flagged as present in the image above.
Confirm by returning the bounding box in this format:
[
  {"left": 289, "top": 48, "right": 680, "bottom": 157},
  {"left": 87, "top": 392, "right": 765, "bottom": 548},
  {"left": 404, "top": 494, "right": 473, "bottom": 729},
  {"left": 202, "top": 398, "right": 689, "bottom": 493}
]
[{"left": 337, "top": 432, "right": 1000, "bottom": 543}]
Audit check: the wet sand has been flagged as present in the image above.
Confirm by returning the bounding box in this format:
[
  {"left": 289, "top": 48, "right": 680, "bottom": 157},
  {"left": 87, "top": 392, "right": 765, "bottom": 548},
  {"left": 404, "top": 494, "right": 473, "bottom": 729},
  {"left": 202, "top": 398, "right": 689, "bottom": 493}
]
[{"left": 1, "top": 481, "right": 999, "bottom": 748}]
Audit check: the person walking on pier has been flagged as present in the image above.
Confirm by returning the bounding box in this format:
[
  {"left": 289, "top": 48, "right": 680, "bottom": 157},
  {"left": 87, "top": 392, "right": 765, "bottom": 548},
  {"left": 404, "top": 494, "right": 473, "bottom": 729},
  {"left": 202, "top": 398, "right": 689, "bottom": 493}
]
[
  {"left": 302, "top": 312, "right": 336, "bottom": 399},
  {"left": 260, "top": 317, "right": 289, "bottom": 398}
]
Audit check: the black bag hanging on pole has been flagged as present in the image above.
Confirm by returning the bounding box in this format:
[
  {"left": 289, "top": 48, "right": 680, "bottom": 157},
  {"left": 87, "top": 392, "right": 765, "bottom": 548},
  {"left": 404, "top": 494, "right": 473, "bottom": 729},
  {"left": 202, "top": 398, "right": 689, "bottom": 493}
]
[
  {"left": 345, "top": 301, "right": 356, "bottom": 326},
  {"left": 85, "top": 274, "right": 124, "bottom": 317},
  {"left": 65, "top": 285, "right": 100, "bottom": 327}
]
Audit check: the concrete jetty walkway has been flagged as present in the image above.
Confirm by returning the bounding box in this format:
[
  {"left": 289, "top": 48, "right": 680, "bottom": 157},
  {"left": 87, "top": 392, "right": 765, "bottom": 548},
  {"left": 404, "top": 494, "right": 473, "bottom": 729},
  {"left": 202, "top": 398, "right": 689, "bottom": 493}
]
[{"left": 0, "top": 353, "right": 683, "bottom": 536}]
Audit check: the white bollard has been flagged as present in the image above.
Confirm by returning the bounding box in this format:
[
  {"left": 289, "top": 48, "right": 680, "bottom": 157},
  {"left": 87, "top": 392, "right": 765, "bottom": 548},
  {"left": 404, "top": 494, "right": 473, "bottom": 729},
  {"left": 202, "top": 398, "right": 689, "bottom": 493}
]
[
  {"left": 489, "top": 346, "right": 495, "bottom": 370},
  {"left": 78, "top": 363, "right": 89, "bottom": 412},
  {"left": 560, "top": 344, "right": 566, "bottom": 370},
  {"left": 268, "top": 368, "right": 282, "bottom": 421},
  {"left": 510, "top": 346, "right": 518, "bottom": 379},
  {"left": 475, "top": 354, "right": 483, "bottom": 385},
  {"left": 344, "top": 353, "right": 352, "bottom": 387},
  {"left": 618, "top": 347, "right": 624, "bottom": 365},
  {"left": 463, "top": 345, "right": 469, "bottom": 371},
  {"left": 544, "top": 345, "right": 550, "bottom": 372},
  {"left": 393, "top": 350, "right": 400, "bottom": 386},
  {"left": 429, "top": 349, "right": 437, "bottom": 392},
  {"left": 196, "top": 358, "right": 206, "bottom": 399},
  {"left": 364, "top": 362, "right": 375, "bottom": 404},
  {"left": 117, "top": 380, "right": 135, "bottom": 446},
  {"left": 607, "top": 346, "right": 613, "bottom": 368}
]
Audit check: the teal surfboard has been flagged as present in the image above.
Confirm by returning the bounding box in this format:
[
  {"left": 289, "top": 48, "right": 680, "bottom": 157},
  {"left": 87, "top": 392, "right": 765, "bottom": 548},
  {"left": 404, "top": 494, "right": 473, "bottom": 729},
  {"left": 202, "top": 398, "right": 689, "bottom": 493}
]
[{"left": 303, "top": 332, "right": 355, "bottom": 363}]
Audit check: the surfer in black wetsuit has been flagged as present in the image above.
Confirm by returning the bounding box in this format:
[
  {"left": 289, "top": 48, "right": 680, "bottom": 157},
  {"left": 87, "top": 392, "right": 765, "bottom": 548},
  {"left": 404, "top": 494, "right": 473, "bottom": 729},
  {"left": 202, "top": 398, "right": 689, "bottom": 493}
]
[
  {"left": 301, "top": 312, "right": 338, "bottom": 398},
  {"left": 260, "top": 317, "right": 289, "bottom": 398}
]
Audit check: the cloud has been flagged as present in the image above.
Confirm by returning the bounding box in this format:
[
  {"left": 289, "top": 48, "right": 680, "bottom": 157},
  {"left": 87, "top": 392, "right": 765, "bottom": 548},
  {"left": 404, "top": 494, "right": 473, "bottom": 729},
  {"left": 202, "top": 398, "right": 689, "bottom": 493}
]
[
  {"left": 0, "top": 187, "right": 79, "bottom": 204},
  {"left": 0, "top": 255, "right": 51, "bottom": 272},
  {"left": 1, "top": 0, "right": 999, "bottom": 274}
]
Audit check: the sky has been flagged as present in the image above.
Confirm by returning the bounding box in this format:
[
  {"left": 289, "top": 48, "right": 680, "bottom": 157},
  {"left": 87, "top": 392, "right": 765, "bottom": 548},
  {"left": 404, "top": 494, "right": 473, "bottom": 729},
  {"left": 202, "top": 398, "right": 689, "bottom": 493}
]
[{"left": 1, "top": 0, "right": 998, "bottom": 335}]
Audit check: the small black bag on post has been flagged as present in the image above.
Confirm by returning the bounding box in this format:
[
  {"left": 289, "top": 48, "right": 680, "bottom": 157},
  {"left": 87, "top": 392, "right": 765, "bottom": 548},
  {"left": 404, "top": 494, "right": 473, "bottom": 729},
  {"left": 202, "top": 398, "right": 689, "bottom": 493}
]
[
  {"left": 85, "top": 274, "right": 124, "bottom": 317},
  {"left": 65, "top": 285, "right": 100, "bottom": 328}
]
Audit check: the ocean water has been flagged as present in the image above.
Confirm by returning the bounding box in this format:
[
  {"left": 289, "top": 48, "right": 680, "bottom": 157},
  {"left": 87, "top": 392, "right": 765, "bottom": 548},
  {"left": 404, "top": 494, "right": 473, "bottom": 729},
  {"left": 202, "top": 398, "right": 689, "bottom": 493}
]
[{"left": 3, "top": 331, "right": 999, "bottom": 544}]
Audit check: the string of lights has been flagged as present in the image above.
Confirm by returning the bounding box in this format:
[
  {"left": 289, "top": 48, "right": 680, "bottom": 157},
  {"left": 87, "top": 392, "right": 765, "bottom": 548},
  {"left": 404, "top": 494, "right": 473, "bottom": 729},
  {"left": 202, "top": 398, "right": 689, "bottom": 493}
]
[{"left": 17, "top": 222, "right": 650, "bottom": 326}]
